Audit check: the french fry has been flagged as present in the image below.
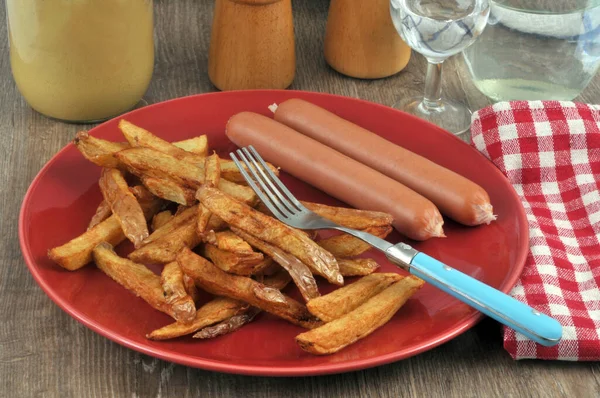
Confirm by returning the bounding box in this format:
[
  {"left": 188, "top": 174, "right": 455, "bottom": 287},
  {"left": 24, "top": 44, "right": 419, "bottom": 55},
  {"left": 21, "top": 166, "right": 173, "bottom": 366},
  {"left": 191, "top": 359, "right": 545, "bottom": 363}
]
[
  {"left": 92, "top": 242, "right": 180, "bottom": 319},
  {"left": 204, "top": 152, "right": 221, "bottom": 188},
  {"left": 196, "top": 205, "right": 212, "bottom": 236},
  {"left": 146, "top": 297, "right": 247, "bottom": 340},
  {"left": 177, "top": 248, "right": 321, "bottom": 329},
  {"left": 202, "top": 244, "right": 265, "bottom": 276},
  {"left": 317, "top": 225, "right": 393, "bottom": 258},
  {"left": 337, "top": 258, "right": 380, "bottom": 276},
  {"left": 48, "top": 187, "right": 162, "bottom": 271},
  {"left": 306, "top": 273, "right": 402, "bottom": 322},
  {"left": 73, "top": 131, "right": 129, "bottom": 169},
  {"left": 183, "top": 273, "right": 200, "bottom": 302},
  {"left": 143, "top": 205, "right": 198, "bottom": 245},
  {"left": 232, "top": 228, "right": 320, "bottom": 302},
  {"left": 129, "top": 216, "right": 201, "bottom": 264},
  {"left": 141, "top": 176, "right": 196, "bottom": 205},
  {"left": 172, "top": 135, "right": 208, "bottom": 156},
  {"left": 194, "top": 307, "right": 261, "bottom": 339},
  {"left": 151, "top": 210, "right": 173, "bottom": 231},
  {"left": 116, "top": 147, "right": 256, "bottom": 204},
  {"left": 197, "top": 187, "right": 342, "bottom": 285},
  {"left": 161, "top": 262, "right": 196, "bottom": 323},
  {"left": 219, "top": 159, "right": 279, "bottom": 184},
  {"left": 296, "top": 276, "right": 425, "bottom": 355},
  {"left": 99, "top": 168, "right": 149, "bottom": 248},
  {"left": 119, "top": 119, "right": 206, "bottom": 165},
  {"left": 204, "top": 230, "right": 254, "bottom": 255},
  {"left": 147, "top": 269, "right": 292, "bottom": 340},
  {"left": 88, "top": 200, "right": 112, "bottom": 230},
  {"left": 302, "top": 202, "right": 393, "bottom": 230}
]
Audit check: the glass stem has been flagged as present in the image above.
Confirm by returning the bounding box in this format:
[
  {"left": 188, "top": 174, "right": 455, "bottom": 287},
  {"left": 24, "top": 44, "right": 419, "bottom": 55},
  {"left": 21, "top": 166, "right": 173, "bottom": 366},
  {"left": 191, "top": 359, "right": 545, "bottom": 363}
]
[{"left": 422, "top": 59, "right": 444, "bottom": 111}]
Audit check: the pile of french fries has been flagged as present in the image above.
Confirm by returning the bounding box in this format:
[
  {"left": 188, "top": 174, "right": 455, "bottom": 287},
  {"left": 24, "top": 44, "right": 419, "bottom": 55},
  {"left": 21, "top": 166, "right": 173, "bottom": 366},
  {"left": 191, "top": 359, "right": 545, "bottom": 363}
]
[{"left": 48, "top": 120, "right": 424, "bottom": 355}]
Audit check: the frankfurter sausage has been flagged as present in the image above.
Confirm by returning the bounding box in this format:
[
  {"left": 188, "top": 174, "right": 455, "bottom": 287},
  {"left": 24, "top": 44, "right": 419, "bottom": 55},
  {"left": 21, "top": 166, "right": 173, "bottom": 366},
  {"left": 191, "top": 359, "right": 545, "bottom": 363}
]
[
  {"left": 273, "top": 99, "right": 496, "bottom": 226},
  {"left": 226, "top": 112, "right": 444, "bottom": 241}
]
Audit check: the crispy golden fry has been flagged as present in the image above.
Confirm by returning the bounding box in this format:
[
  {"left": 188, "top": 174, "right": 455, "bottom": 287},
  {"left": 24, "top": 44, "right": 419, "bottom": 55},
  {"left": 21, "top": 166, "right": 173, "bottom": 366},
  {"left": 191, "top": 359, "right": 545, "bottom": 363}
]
[
  {"left": 296, "top": 276, "right": 425, "bottom": 355},
  {"left": 172, "top": 135, "right": 208, "bottom": 156},
  {"left": 151, "top": 210, "right": 173, "bottom": 232},
  {"left": 177, "top": 248, "right": 321, "bottom": 329},
  {"left": 196, "top": 205, "right": 212, "bottom": 236},
  {"left": 93, "top": 242, "right": 180, "bottom": 319},
  {"left": 146, "top": 297, "right": 247, "bottom": 340},
  {"left": 144, "top": 205, "right": 198, "bottom": 245},
  {"left": 73, "top": 131, "right": 129, "bottom": 169},
  {"left": 302, "top": 202, "right": 393, "bottom": 230},
  {"left": 307, "top": 273, "right": 402, "bottom": 322},
  {"left": 129, "top": 216, "right": 201, "bottom": 264},
  {"left": 147, "top": 269, "right": 291, "bottom": 340},
  {"left": 193, "top": 307, "right": 261, "bottom": 339},
  {"left": 141, "top": 176, "right": 196, "bottom": 205},
  {"left": 337, "top": 258, "right": 380, "bottom": 277},
  {"left": 119, "top": 119, "right": 206, "bottom": 165},
  {"left": 205, "top": 230, "right": 254, "bottom": 255},
  {"left": 48, "top": 187, "right": 161, "bottom": 271},
  {"left": 204, "top": 152, "right": 221, "bottom": 188},
  {"left": 116, "top": 147, "right": 256, "bottom": 204},
  {"left": 198, "top": 187, "right": 342, "bottom": 285},
  {"left": 203, "top": 244, "right": 265, "bottom": 276},
  {"left": 161, "top": 262, "right": 196, "bottom": 323},
  {"left": 88, "top": 200, "right": 112, "bottom": 230},
  {"left": 219, "top": 159, "right": 279, "bottom": 184},
  {"left": 232, "top": 228, "right": 319, "bottom": 302},
  {"left": 99, "top": 168, "right": 149, "bottom": 248},
  {"left": 183, "top": 273, "right": 200, "bottom": 302},
  {"left": 317, "top": 225, "right": 393, "bottom": 258}
]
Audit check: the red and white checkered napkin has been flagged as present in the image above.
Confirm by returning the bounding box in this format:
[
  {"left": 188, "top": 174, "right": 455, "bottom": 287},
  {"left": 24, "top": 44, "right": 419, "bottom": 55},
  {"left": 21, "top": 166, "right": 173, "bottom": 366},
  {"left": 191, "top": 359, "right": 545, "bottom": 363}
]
[{"left": 471, "top": 100, "right": 600, "bottom": 361}]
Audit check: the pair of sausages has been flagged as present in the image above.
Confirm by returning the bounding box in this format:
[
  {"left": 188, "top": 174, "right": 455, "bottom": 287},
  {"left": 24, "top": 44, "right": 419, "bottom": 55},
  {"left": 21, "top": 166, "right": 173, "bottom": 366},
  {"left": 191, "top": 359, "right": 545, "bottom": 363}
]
[{"left": 226, "top": 99, "right": 495, "bottom": 241}]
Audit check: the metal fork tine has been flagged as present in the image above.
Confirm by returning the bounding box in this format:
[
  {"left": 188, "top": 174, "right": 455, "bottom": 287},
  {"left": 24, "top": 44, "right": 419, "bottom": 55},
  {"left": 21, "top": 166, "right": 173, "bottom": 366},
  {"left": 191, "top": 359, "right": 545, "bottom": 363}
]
[
  {"left": 230, "top": 153, "right": 288, "bottom": 220},
  {"left": 241, "top": 147, "right": 298, "bottom": 215},
  {"left": 248, "top": 145, "right": 304, "bottom": 211},
  {"left": 236, "top": 150, "right": 294, "bottom": 218}
]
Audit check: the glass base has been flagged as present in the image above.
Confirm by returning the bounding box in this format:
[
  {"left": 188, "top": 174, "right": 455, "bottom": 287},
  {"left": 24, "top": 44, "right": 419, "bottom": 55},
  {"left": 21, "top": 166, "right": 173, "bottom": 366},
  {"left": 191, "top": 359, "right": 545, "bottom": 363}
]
[{"left": 392, "top": 97, "right": 472, "bottom": 136}]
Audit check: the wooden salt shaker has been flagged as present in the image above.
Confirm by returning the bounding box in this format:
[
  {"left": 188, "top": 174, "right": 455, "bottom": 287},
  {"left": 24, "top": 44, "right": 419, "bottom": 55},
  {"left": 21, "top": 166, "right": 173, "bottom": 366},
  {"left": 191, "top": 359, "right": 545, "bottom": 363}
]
[
  {"left": 324, "top": 0, "right": 411, "bottom": 79},
  {"left": 208, "top": 0, "right": 295, "bottom": 91}
]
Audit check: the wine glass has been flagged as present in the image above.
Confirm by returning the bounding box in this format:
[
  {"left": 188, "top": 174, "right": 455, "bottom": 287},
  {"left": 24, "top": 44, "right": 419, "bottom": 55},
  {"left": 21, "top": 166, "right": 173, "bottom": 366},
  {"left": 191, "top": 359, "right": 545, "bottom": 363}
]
[{"left": 390, "top": 0, "right": 490, "bottom": 135}]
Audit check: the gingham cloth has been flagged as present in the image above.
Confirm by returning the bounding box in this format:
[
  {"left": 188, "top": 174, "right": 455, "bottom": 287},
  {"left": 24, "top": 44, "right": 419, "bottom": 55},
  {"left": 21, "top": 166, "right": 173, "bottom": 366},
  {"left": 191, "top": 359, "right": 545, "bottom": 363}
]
[{"left": 471, "top": 101, "right": 600, "bottom": 361}]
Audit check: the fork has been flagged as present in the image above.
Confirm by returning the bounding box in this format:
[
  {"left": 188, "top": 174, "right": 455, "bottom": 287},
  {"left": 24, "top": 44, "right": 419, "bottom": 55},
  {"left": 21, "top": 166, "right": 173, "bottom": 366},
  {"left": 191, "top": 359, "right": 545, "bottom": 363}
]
[{"left": 230, "top": 146, "right": 562, "bottom": 347}]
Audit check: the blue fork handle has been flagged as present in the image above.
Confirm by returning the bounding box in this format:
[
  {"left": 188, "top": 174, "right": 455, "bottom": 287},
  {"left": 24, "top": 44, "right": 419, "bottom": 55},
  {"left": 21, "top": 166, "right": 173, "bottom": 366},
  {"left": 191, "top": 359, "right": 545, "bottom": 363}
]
[{"left": 398, "top": 252, "right": 562, "bottom": 346}]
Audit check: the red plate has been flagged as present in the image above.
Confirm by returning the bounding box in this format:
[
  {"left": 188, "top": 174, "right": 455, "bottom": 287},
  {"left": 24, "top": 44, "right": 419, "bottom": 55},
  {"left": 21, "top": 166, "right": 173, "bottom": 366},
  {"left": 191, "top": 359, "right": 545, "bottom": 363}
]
[{"left": 19, "top": 90, "right": 528, "bottom": 376}]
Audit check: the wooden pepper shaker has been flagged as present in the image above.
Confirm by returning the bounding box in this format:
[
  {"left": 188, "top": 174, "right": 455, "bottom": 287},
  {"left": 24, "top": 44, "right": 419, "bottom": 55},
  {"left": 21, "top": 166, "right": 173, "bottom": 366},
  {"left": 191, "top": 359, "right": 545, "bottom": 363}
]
[
  {"left": 208, "top": 0, "right": 295, "bottom": 91},
  {"left": 324, "top": 0, "right": 411, "bottom": 79}
]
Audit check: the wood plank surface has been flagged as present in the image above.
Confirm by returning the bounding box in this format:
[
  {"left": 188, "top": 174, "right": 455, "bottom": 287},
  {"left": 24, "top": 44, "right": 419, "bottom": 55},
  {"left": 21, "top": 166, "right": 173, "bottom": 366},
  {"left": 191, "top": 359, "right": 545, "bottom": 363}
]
[{"left": 1, "top": 1, "right": 599, "bottom": 397}]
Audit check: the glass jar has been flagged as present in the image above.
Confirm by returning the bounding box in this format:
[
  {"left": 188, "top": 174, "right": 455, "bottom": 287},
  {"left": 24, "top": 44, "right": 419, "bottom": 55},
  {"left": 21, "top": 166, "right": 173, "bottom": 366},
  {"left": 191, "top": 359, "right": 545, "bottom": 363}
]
[
  {"left": 462, "top": 0, "right": 600, "bottom": 101},
  {"left": 6, "top": 0, "right": 155, "bottom": 123}
]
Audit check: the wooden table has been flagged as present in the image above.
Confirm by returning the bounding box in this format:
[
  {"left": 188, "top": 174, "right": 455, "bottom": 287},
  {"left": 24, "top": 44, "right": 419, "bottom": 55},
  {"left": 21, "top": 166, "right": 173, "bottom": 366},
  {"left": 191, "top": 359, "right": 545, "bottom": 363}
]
[{"left": 2, "top": 1, "right": 599, "bottom": 397}]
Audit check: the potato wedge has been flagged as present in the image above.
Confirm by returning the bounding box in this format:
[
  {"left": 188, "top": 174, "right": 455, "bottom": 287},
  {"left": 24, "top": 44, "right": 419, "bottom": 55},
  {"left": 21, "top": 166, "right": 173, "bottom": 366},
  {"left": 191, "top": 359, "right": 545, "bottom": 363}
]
[
  {"left": 129, "top": 216, "right": 201, "bottom": 264},
  {"left": 144, "top": 205, "right": 198, "bottom": 245},
  {"left": 147, "top": 269, "right": 291, "bottom": 340},
  {"left": 219, "top": 159, "right": 279, "bottom": 184},
  {"left": 183, "top": 273, "right": 200, "bottom": 302},
  {"left": 204, "top": 152, "right": 221, "bottom": 188},
  {"left": 151, "top": 210, "right": 173, "bottom": 231},
  {"left": 202, "top": 244, "right": 265, "bottom": 276},
  {"left": 306, "top": 273, "right": 402, "bottom": 322},
  {"left": 141, "top": 176, "right": 196, "bottom": 205},
  {"left": 88, "top": 200, "right": 112, "bottom": 230},
  {"left": 161, "top": 262, "right": 196, "bottom": 324},
  {"left": 232, "top": 228, "right": 319, "bottom": 302},
  {"left": 177, "top": 248, "right": 321, "bottom": 329},
  {"left": 194, "top": 307, "right": 261, "bottom": 339},
  {"left": 73, "top": 131, "right": 129, "bottom": 169},
  {"left": 119, "top": 119, "right": 206, "bottom": 165},
  {"left": 92, "top": 242, "right": 180, "bottom": 319},
  {"left": 99, "top": 168, "right": 149, "bottom": 248},
  {"left": 172, "top": 135, "right": 208, "bottom": 156},
  {"left": 302, "top": 202, "right": 393, "bottom": 230},
  {"left": 337, "top": 258, "right": 380, "bottom": 277},
  {"left": 296, "top": 276, "right": 425, "bottom": 355},
  {"left": 49, "top": 187, "right": 161, "bottom": 271},
  {"left": 317, "top": 225, "right": 393, "bottom": 258},
  {"left": 204, "top": 230, "right": 254, "bottom": 255},
  {"left": 197, "top": 187, "right": 342, "bottom": 285}
]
